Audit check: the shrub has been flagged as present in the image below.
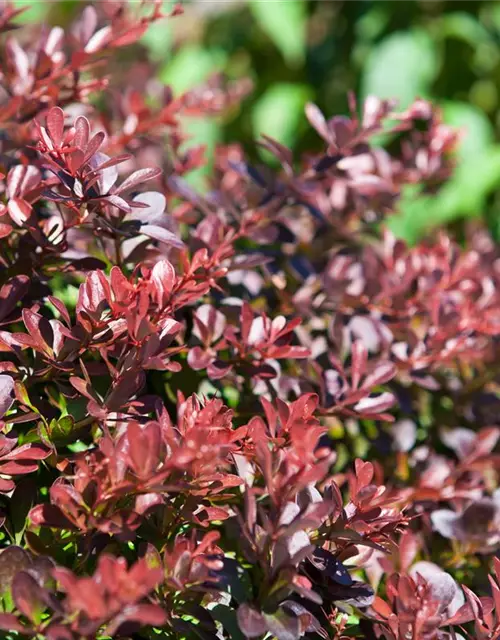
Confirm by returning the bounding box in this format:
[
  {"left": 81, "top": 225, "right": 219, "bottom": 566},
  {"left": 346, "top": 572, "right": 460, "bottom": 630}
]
[{"left": 0, "top": 2, "right": 499, "bottom": 639}]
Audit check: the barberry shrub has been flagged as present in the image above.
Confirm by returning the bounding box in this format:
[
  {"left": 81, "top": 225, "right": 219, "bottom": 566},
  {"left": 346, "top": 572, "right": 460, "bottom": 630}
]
[{"left": 0, "top": 2, "right": 500, "bottom": 639}]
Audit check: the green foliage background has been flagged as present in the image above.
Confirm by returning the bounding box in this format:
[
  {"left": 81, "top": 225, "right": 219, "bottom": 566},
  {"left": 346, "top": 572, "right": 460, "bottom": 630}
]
[{"left": 18, "top": 0, "right": 500, "bottom": 243}]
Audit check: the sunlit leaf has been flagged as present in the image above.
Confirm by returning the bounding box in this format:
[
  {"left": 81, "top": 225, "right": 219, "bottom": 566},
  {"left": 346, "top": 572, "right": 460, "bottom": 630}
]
[
  {"left": 361, "top": 29, "right": 439, "bottom": 108},
  {"left": 252, "top": 83, "right": 311, "bottom": 150},
  {"left": 249, "top": 0, "right": 306, "bottom": 66}
]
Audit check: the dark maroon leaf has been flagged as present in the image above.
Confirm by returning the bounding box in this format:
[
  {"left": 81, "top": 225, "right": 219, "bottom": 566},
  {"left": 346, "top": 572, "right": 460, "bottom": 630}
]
[
  {"left": 12, "top": 570, "right": 45, "bottom": 622},
  {"left": 0, "top": 546, "right": 32, "bottom": 593},
  {"left": 0, "top": 275, "right": 30, "bottom": 322}
]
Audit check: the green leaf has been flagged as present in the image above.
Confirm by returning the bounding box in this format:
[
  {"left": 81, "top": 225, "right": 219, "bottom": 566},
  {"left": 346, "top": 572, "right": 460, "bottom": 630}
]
[
  {"left": 159, "top": 45, "right": 226, "bottom": 94},
  {"left": 67, "top": 440, "right": 91, "bottom": 453},
  {"left": 13, "top": 382, "right": 37, "bottom": 413},
  {"left": 12, "top": 0, "right": 48, "bottom": 23},
  {"left": 49, "top": 275, "right": 79, "bottom": 311},
  {"left": 442, "top": 101, "right": 494, "bottom": 159},
  {"left": 249, "top": 0, "right": 306, "bottom": 66},
  {"left": 355, "top": 5, "right": 390, "bottom": 42},
  {"left": 181, "top": 116, "right": 221, "bottom": 192},
  {"left": 210, "top": 606, "right": 245, "bottom": 640},
  {"left": 361, "top": 30, "right": 439, "bottom": 109},
  {"left": 37, "top": 421, "right": 52, "bottom": 449},
  {"left": 140, "top": 2, "right": 173, "bottom": 61},
  {"left": 49, "top": 415, "right": 75, "bottom": 442},
  {"left": 252, "top": 83, "right": 311, "bottom": 150},
  {"left": 9, "top": 478, "right": 36, "bottom": 545},
  {"left": 389, "top": 145, "right": 500, "bottom": 243},
  {"left": 434, "top": 12, "right": 492, "bottom": 49},
  {"left": 263, "top": 608, "right": 300, "bottom": 640},
  {"left": 223, "top": 386, "right": 240, "bottom": 409}
]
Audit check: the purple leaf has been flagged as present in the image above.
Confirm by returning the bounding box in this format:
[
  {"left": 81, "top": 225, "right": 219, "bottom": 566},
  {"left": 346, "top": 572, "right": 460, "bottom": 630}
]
[
  {"left": 237, "top": 604, "right": 267, "bottom": 638},
  {"left": 263, "top": 608, "right": 301, "bottom": 640},
  {"left": 141, "top": 224, "right": 185, "bottom": 249},
  {"left": 101, "top": 194, "right": 131, "bottom": 213},
  {"left": 305, "top": 103, "right": 330, "bottom": 142},
  {"left": 391, "top": 419, "right": 417, "bottom": 452},
  {"left": 410, "top": 562, "right": 464, "bottom": 615},
  {"left": 430, "top": 509, "right": 459, "bottom": 540},
  {"left": 115, "top": 167, "right": 162, "bottom": 194},
  {"left": 87, "top": 152, "right": 120, "bottom": 194},
  {"left": 129, "top": 191, "right": 167, "bottom": 224}
]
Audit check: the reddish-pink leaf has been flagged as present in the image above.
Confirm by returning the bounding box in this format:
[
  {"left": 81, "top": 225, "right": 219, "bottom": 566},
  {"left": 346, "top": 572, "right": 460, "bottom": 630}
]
[
  {"left": 0, "top": 613, "right": 24, "bottom": 632},
  {"left": 127, "top": 421, "right": 161, "bottom": 477},
  {"left": 151, "top": 259, "right": 176, "bottom": 308},
  {"left": 0, "top": 223, "right": 12, "bottom": 238},
  {"left": 46, "top": 107, "right": 65, "bottom": 147},
  {"left": 73, "top": 115, "right": 90, "bottom": 149},
  {"left": 84, "top": 25, "right": 112, "bottom": 53},
  {"left": 305, "top": 103, "right": 330, "bottom": 141},
  {"left": 83, "top": 131, "right": 105, "bottom": 164},
  {"left": 8, "top": 198, "right": 32, "bottom": 225}
]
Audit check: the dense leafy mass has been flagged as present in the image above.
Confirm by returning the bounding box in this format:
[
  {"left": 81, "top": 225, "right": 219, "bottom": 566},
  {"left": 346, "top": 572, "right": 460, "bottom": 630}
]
[{"left": 1, "top": 2, "right": 500, "bottom": 639}]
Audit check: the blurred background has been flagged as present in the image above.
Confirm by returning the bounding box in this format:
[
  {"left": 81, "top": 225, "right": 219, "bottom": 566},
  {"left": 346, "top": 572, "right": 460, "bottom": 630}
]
[{"left": 13, "top": 0, "right": 500, "bottom": 242}]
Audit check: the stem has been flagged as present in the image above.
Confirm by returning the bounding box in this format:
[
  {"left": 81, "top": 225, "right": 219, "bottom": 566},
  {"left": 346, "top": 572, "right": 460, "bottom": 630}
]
[
  {"left": 114, "top": 235, "right": 122, "bottom": 268},
  {"left": 74, "top": 416, "right": 94, "bottom": 429}
]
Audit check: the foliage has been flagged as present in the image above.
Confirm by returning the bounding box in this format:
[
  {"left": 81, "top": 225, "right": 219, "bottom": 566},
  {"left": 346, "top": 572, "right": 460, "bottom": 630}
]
[{"left": 1, "top": 2, "right": 500, "bottom": 640}]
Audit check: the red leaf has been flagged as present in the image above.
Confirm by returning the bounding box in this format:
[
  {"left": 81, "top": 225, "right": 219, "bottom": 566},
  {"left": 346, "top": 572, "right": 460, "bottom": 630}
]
[
  {"left": 69, "top": 376, "right": 97, "bottom": 402},
  {"left": 0, "top": 613, "right": 24, "bottom": 632},
  {"left": 351, "top": 340, "right": 367, "bottom": 390},
  {"left": 354, "top": 459, "right": 374, "bottom": 488},
  {"left": 0, "top": 223, "right": 12, "bottom": 238},
  {"left": 127, "top": 421, "right": 161, "bottom": 478},
  {"left": 73, "top": 115, "right": 90, "bottom": 149},
  {"left": 46, "top": 107, "right": 65, "bottom": 147},
  {"left": 83, "top": 131, "right": 105, "bottom": 164},
  {"left": 362, "top": 362, "right": 396, "bottom": 389}
]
